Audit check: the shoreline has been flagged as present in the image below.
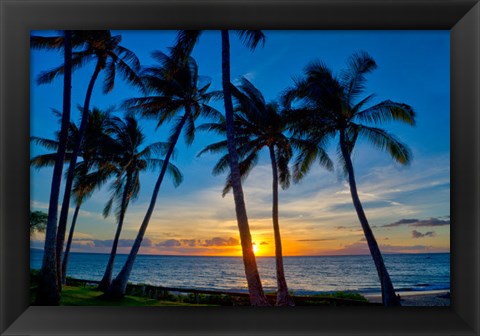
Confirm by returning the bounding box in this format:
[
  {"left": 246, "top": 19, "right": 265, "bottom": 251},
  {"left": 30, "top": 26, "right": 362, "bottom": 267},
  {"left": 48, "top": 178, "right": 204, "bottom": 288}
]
[{"left": 364, "top": 290, "right": 450, "bottom": 306}]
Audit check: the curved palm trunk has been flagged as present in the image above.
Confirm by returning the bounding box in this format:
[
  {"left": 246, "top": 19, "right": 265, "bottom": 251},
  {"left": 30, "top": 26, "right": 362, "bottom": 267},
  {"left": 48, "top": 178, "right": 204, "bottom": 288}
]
[
  {"left": 36, "top": 30, "right": 72, "bottom": 305},
  {"left": 55, "top": 60, "right": 102, "bottom": 290},
  {"left": 339, "top": 132, "right": 400, "bottom": 307},
  {"left": 61, "top": 201, "right": 81, "bottom": 284},
  {"left": 221, "top": 30, "right": 269, "bottom": 306},
  {"left": 268, "top": 146, "right": 294, "bottom": 306},
  {"left": 106, "top": 111, "right": 191, "bottom": 298},
  {"left": 98, "top": 173, "right": 133, "bottom": 292}
]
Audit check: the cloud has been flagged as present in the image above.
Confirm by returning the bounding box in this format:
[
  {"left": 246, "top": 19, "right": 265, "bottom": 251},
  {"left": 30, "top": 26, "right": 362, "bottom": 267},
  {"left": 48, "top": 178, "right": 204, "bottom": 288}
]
[
  {"left": 73, "top": 237, "right": 153, "bottom": 248},
  {"left": 334, "top": 225, "right": 362, "bottom": 232},
  {"left": 383, "top": 219, "right": 418, "bottom": 227},
  {"left": 154, "top": 237, "right": 239, "bottom": 248},
  {"left": 297, "top": 238, "right": 335, "bottom": 242},
  {"left": 181, "top": 239, "right": 200, "bottom": 247},
  {"left": 259, "top": 242, "right": 268, "bottom": 245},
  {"left": 411, "top": 230, "right": 436, "bottom": 239},
  {"left": 156, "top": 239, "right": 181, "bottom": 248},
  {"left": 203, "top": 237, "right": 239, "bottom": 247},
  {"left": 329, "top": 241, "right": 435, "bottom": 255},
  {"left": 382, "top": 217, "right": 450, "bottom": 228}
]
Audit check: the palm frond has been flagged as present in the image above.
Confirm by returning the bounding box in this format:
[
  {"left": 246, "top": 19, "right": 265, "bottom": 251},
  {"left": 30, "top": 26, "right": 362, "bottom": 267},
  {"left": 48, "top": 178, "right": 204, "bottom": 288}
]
[
  {"left": 139, "top": 141, "right": 171, "bottom": 159},
  {"left": 275, "top": 146, "right": 292, "bottom": 190},
  {"left": 197, "top": 140, "right": 228, "bottom": 157},
  {"left": 340, "top": 51, "right": 377, "bottom": 103},
  {"left": 30, "top": 153, "right": 59, "bottom": 168},
  {"left": 357, "top": 125, "right": 412, "bottom": 165},
  {"left": 200, "top": 104, "right": 223, "bottom": 120},
  {"left": 102, "top": 60, "right": 116, "bottom": 93},
  {"left": 196, "top": 121, "right": 226, "bottom": 136},
  {"left": 113, "top": 54, "right": 144, "bottom": 92},
  {"left": 30, "top": 136, "right": 59, "bottom": 150},
  {"left": 36, "top": 64, "right": 65, "bottom": 84},
  {"left": 115, "top": 45, "right": 141, "bottom": 72},
  {"left": 354, "top": 99, "right": 416, "bottom": 126},
  {"left": 221, "top": 150, "right": 259, "bottom": 196},
  {"left": 103, "top": 197, "right": 114, "bottom": 218},
  {"left": 165, "top": 161, "right": 184, "bottom": 187},
  {"left": 290, "top": 137, "right": 333, "bottom": 183},
  {"left": 203, "top": 90, "right": 224, "bottom": 102},
  {"left": 172, "top": 30, "right": 202, "bottom": 61},
  {"left": 211, "top": 153, "right": 231, "bottom": 176},
  {"left": 30, "top": 35, "right": 64, "bottom": 50},
  {"left": 184, "top": 113, "right": 196, "bottom": 145},
  {"left": 236, "top": 30, "right": 266, "bottom": 50}
]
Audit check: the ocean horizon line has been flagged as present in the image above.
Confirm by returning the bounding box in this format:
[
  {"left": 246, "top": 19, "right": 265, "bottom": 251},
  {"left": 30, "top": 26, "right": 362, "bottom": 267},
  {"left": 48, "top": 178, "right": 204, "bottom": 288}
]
[{"left": 30, "top": 247, "right": 450, "bottom": 258}]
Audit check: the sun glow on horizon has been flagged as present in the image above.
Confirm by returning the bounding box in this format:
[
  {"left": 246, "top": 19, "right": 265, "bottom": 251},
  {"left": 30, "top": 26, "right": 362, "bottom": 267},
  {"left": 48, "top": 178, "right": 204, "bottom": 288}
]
[{"left": 252, "top": 243, "right": 259, "bottom": 255}]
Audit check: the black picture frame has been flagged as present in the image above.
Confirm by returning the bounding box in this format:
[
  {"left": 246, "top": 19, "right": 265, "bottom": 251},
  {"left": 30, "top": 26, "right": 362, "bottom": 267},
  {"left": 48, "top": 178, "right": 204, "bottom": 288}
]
[{"left": 1, "top": 0, "right": 479, "bottom": 335}]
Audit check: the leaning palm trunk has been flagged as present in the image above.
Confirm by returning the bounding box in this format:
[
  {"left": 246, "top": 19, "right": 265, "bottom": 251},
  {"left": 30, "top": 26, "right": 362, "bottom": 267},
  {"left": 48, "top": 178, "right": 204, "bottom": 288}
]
[
  {"left": 61, "top": 202, "right": 81, "bottom": 284},
  {"left": 339, "top": 132, "right": 400, "bottom": 306},
  {"left": 36, "top": 31, "right": 72, "bottom": 305},
  {"left": 221, "top": 30, "right": 269, "bottom": 306},
  {"left": 268, "top": 146, "right": 294, "bottom": 306},
  {"left": 55, "top": 60, "right": 102, "bottom": 289},
  {"left": 107, "top": 112, "right": 190, "bottom": 298},
  {"left": 98, "top": 174, "right": 132, "bottom": 292}
]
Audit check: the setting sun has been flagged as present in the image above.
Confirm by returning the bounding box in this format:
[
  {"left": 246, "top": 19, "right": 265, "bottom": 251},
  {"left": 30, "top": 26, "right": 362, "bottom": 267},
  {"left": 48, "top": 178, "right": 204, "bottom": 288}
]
[{"left": 252, "top": 243, "right": 259, "bottom": 255}]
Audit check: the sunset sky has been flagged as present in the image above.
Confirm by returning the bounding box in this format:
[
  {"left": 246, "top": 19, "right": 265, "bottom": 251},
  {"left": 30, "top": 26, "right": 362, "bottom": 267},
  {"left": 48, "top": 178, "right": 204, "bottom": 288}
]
[{"left": 30, "top": 30, "right": 450, "bottom": 256}]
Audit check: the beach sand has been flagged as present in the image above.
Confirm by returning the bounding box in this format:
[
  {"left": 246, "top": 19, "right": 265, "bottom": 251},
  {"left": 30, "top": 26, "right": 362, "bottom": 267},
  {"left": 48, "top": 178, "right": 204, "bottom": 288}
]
[{"left": 364, "top": 290, "right": 450, "bottom": 306}]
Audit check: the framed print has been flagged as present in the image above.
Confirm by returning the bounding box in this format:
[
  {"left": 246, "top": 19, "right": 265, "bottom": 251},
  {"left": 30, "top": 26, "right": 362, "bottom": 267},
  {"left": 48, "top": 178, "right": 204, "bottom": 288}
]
[{"left": 1, "top": 0, "right": 479, "bottom": 335}]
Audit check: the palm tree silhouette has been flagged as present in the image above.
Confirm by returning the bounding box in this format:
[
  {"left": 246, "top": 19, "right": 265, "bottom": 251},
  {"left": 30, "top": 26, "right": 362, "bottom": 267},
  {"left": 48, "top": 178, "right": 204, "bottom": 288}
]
[
  {"left": 31, "top": 108, "right": 117, "bottom": 284},
  {"left": 30, "top": 30, "right": 74, "bottom": 305},
  {"left": 106, "top": 51, "right": 215, "bottom": 298},
  {"left": 61, "top": 108, "right": 118, "bottom": 284},
  {"left": 38, "top": 31, "right": 143, "bottom": 291},
  {"left": 283, "top": 52, "right": 415, "bottom": 306},
  {"left": 173, "top": 30, "right": 269, "bottom": 306},
  {"left": 198, "top": 77, "right": 323, "bottom": 306},
  {"left": 96, "top": 115, "right": 182, "bottom": 291}
]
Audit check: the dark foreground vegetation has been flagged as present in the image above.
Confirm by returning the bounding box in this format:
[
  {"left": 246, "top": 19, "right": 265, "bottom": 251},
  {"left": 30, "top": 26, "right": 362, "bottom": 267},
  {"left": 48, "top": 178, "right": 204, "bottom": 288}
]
[{"left": 30, "top": 270, "right": 373, "bottom": 306}]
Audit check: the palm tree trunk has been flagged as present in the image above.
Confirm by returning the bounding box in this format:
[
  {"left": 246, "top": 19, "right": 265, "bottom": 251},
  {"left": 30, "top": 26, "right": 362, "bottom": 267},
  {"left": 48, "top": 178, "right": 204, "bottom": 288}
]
[
  {"left": 55, "top": 60, "right": 102, "bottom": 290},
  {"left": 36, "top": 30, "right": 72, "bottom": 305},
  {"left": 339, "top": 132, "right": 400, "bottom": 306},
  {"left": 268, "top": 146, "right": 294, "bottom": 306},
  {"left": 98, "top": 173, "right": 132, "bottom": 292},
  {"left": 61, "top": 201, "right": 81, "bottom": 285},
  {"left": 221, "top": 30, "right": 269, "bottom": 306},
  {"left": 106, "top": 111, "right": 191, "bottom": 298}
]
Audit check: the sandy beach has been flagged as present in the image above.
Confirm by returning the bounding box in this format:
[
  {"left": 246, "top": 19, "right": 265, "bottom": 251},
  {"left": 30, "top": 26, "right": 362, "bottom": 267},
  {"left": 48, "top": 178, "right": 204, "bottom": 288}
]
[{"left": 364, "top": 290, "right": 450, "bottom": 306}]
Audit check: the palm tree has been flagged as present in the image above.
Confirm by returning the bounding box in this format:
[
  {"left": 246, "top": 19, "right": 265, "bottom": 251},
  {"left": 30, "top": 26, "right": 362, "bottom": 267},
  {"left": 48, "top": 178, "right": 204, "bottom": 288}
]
[
  {"left": 61, "top": 108, "right": 119, "bottom": 284},
  {"left": 30, "top": 211, "right": 48, "bottom": 236},
  {"left": 30, "top": 30, "right": 73, "bottom": 305},
  {"left": 31, "top": 108, "right": 117, "bottom": 284},
  {"left": 198, "top": 77, "right": 325, "bottom": 306},
  {"left": 95, "top": 115, "right": 182, "bottom": 291},
  {"left": 106, "top": 51, "right": 215, "bottom": 298},
  {"left": 38, "top": 31, "right": 144, "bottom": 289},
  {"left": 283, "top": 52, "right": 415, "bottom": 306},
  {"left": 173, "top": 30, "right": 269, "bottom": 306}
]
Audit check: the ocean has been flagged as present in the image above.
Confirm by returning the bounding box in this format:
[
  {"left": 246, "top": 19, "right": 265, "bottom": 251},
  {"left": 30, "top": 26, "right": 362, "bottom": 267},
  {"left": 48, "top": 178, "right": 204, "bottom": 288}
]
[{"left": 30, "top": 250, "right": 450, "bottom": 295}]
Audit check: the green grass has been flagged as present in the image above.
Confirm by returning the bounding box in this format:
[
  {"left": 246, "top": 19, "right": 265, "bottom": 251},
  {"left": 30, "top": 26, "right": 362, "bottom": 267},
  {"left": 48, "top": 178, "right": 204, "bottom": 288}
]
[
  {"left": 62, "top": 286, "right": 213, "bottom": 306},
  {"left": 31, "top": 285, "right": 214, "bottom": 307},
  {"left": 314, "top": 291, "right": 369, "bottom": 302},
  {"left": 30, "top": 271, "right": 369, "bottom": 306}
]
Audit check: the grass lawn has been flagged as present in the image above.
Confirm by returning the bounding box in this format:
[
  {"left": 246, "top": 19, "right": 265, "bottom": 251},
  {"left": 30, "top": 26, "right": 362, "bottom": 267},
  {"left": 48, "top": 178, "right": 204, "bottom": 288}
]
[{"left": 33, "top": 286, "right": 214, "bottom": 306}]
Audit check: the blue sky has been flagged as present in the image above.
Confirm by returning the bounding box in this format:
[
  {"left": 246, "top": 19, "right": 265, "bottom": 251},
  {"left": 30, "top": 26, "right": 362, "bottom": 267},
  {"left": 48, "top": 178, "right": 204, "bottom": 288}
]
[{"left": 30, "top": 30, "right": 450, "bottom": 256}]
